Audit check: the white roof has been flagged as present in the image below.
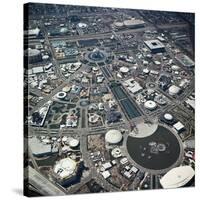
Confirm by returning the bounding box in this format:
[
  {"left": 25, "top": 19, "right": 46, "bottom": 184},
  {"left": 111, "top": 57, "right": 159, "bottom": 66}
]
[
  {"left": 69, "top": 139, "right": 79, "bottom": 147},
  {"left": 102, "top": 162, "right": 112, "bottom": 170},
  {"left": 62, "top": 86, "right": 71, "bottom": 93},
  {"left": 77, "top": 22, "right": 87, "bottom": 28},
  {"left": 173, "top": 121, "right": 184, "bottom": 131},
  {"left": 60, "top": 27, "right": 68, "bottom": 33},
  {"left": 143, "top": 68, "right": 149, "bottom": 74},
  {"left": 144, "top": 40, "right": 165, "bottom": 50},
  {"left": 28, "top": 28, "right": 40, "bottom": 36},
  {"left": 32, "top": 66, "right": 44, "bottom": 74},
  {"left": 144, "top": 100, "right": 157, "bottom": 110},
  {"left": 130, "top": 166, "right": 138, "bottom": 173},
  {"left": 169, "top": 85, "right": 181, "bottom": 96},
  {"left": 120, "top": 66, "right": 129, "bottom": 73},
  {"left": 120, "top": 157, "right": 128, "bottom": 165},
  {"left": 160, "top": 166, "right": 194, "bottom": 189},
  {"left": 171, "top": 65, "right": 180, "bottom": 71},
  {"left": 124, "top": 19, "right": 145, "bottom": 27},
  {"left": 105, "top": 129, "right": 122, "bottom": 144},
  {"left": 62, "top": 136, "right": 68, "bottom": 142},
  {"left": 56, "top": 91, "right": 66, "bottom": 99},
  {"left": 114, "top": 21, "right": 124, "bottom": 27},
  {"left": 164, "top": 113, "right": 173, "bottom": 121},
  {"left": 28, "top": 137, "right": 54, "bottom": 156},
  {"left": 124, "top": 78, "right": 143, "bottom": 94},
  {"left": 27, "top": 48, "right": 41, "bottom": 57},
  {"left": 185, "top": 99, "right": 195, "bottom": 110},
  {"left": 88, "top": 113, "right": 100, "bottom": 123},
  {"left": 101, "top": 170, "right": 111, "bottom": 179},
  {"left": 54, "top": 158, "right": 77, "bottom": 179},
  {"left": 111, "top": 147, "right": 122, "bottom": 158}
]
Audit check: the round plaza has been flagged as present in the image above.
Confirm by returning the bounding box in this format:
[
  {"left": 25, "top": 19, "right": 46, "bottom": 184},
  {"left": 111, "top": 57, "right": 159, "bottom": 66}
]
[{"left": 125, "top": 124, "right": 184, "bottom": 174}]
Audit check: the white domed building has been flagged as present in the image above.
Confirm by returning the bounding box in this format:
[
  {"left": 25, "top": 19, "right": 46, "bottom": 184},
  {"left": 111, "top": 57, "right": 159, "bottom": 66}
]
[
  {"left": 56, "top": 92, "right": 67, "bottom": 99},
  {"left": 53, "top": 158, "right": 79, "bottom": 185},
  {"left": 25, "top": 48, "right": 42, "bottom": 63},
  {"left": 120, "top": 66, "right": 129, "bottom": 74},
  {"left": 144, "top": 100, "right": 157, "bottom": 110},
  {"left": 105, "top": 130, "right": 122, "bottom": 144},
  {"left": 160, "top": 166, "right": 195, "bottom": 189},
  {"left": 69, "top": 138, "right": 79, "bottom": 148},
  {"left": 168, "top": 85, "right": 181, "bottom": 96},
  {"left": 164, "top": 113, "right": 173, "bottom": 121},
  {"left": 77, "top": 22, "right": 87, "bottom": 29}
]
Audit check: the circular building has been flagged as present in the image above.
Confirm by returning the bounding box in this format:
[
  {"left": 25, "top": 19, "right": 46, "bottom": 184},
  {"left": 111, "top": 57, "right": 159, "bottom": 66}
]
[
  {"left": 53, "top": 157, "right": 78, "bottom": 185},
  {"left": 69, "top": 138, "right": 79, "bottom": 148},
  {"left": 25, "top": 48, "right": 42, "bottom": 64},
  {"left": 160, "top": 166, "right": 195, "bottom": 189},
  {"left": 60, "top": 27, "right": 68, "bottom": 34},
  {"left": 56, "top": 92, "right": 67, "bottom": 99},
  {"left": 120, "top": 66, "right": 129, "bottom": 74},
  {"left": 85, "top": 48, "right": 107, "bottom": 63},
  {"left": 144, "top": 100, "right": 157, "bottom": 110},
  {"left": 105, "top": 129, "right": 122, "bottom": 144},
  {"left": 169, "top": 85, "right": 181, "bottom": 96},
  {"left": 164, "top": 113, "right": 173, "bottom": 121},
  {"left": 77, "top": 22, "right": 87, "bottom": 29},
  {"left": 88, "top": 114, "right": 100, "bottom": 124},
  {"left": 111, "top": 147, "right": 122, "bottom": 158},
  {"left": 126, "top": 125, "right": 183, "bottom": 174}
]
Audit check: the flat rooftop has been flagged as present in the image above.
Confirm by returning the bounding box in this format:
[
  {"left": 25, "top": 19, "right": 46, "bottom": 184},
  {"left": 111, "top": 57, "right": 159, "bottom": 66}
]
[{"left": 144, "top": 40, "right": 165, "bottom": 50}]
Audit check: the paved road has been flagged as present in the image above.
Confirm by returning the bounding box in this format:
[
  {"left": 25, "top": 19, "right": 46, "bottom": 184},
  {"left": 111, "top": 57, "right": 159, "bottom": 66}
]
[{"left": 28, "top": 166, "right": 67, "bottom": 196}]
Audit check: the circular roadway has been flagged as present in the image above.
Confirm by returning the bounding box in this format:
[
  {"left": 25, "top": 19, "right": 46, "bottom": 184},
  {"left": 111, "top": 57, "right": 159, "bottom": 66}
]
[{"left": 125, "top": 124, "right": 184, "bottom": 174}]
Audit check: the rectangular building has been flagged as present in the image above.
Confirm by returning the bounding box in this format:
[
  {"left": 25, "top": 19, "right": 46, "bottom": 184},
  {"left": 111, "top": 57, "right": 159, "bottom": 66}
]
[{"left": 144, "top": 40, "right": 165, "bottom": 53}]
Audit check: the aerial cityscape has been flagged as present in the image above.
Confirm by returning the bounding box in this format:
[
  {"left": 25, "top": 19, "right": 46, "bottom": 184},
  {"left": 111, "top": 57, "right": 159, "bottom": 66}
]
[{"left": 24, "top": 3, "right": 195, "bottom": 197}]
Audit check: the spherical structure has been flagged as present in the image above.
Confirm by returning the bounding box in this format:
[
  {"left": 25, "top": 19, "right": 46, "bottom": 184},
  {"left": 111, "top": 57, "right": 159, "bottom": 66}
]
[
  {"left": 164, "top": 113, "right": 173, "bottom": 121},
  {"left": 169, "top": 85, "right": 181, "bottom": 96},
  {"left": 69, "top": 138, "right": 79, "bottom": 148},
  {"left": 77, "top": 22, "right": 87, "bottom": 29},
  {"left": 25, "top": 48, "right": 42, "bottom": 64},
  {"left": 105, "top": 129, "right": 122, "bottom": 144},
  {"left": 144, "top": 100, "right": 157, "bottom": 110},
  {"left": 56, "top": 91, "right": 67, "bottom": 99},
  {"left": 120, "top": 66, "right": 129, "bottom": 73}
]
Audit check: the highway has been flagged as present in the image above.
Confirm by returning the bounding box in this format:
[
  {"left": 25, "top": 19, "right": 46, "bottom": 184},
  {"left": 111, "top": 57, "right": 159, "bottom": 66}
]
[{"left": 28, "top": 166, "right": 67, "bottom": 196}]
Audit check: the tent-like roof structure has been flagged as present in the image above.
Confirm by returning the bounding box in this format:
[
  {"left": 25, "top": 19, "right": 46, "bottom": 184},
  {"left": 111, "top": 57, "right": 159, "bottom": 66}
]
[
  {"left": 105, "top": 129, "right": 122, "bottom": 144},
  {"left": 160, "top": 166, "right": 195, "bottom": 189}
]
